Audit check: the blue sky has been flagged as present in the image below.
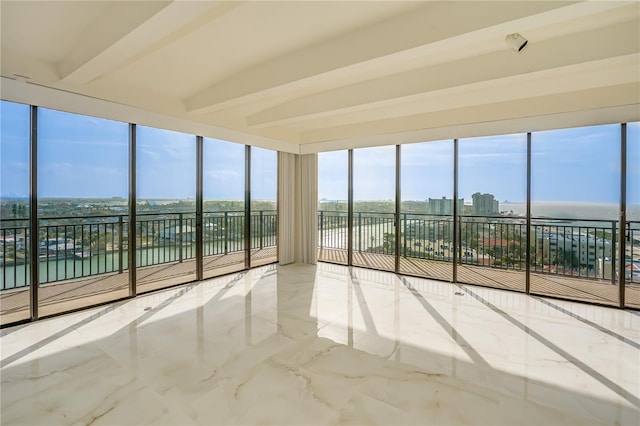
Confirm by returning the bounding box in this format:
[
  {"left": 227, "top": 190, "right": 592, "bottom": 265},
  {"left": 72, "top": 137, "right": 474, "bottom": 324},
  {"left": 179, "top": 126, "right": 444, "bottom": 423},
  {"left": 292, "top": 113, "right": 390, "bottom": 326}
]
[
  {"left": 1, "top": 100, "right": 638, "bottom": 209},
  {"left": 319, "top": 124, "right": 637, "bottom": 207},
  {"left": 0, "top": 101, "right": 276, "bottom": 201}
]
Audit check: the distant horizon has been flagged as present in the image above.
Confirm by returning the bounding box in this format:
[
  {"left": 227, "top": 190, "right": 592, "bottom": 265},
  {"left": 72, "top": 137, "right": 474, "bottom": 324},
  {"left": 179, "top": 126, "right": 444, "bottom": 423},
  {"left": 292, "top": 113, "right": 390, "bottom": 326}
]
[
  {"left": 1, "top": 197, "right": 636, "bottom": 206},
  {"left": 1, "top": 101, "right": 638, "bottom": 216}
]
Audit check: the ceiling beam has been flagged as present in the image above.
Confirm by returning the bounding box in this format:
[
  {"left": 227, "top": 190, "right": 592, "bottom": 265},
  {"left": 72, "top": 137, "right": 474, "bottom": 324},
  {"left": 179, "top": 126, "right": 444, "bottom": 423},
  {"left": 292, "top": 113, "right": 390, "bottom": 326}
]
[
  {"left": 282, "top": 56, "right": 638, "bottom": 132},
  {"left": 184, "top": 1, "right": 592, "bottom": 114},
  {"left": 246, "top": 21, "right": 640, "bottom": 128},
  {"left": 58, "top": 1, "right": 243, "bottom": 85},
  {"left": 298, "top": 104, "right": 640, "bottom": 154},
  {"left": 300, "top": 83, "right": 640, "bottom": 144},
  {"left": 1, "top": 76, "right": 301, "bottom": 154}
]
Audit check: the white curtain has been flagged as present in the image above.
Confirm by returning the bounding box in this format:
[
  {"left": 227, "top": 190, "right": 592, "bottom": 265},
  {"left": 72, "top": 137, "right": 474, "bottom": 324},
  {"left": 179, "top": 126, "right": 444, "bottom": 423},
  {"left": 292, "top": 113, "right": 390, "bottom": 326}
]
[
  {"left": 296, "top": 154, "right": 318, "bottom": 264},
  {"left": 278, "top": 152, "right": 318, "bottom": 265},
  {"left": 278, "top": 152, "right": 297, "bottom": 264}
]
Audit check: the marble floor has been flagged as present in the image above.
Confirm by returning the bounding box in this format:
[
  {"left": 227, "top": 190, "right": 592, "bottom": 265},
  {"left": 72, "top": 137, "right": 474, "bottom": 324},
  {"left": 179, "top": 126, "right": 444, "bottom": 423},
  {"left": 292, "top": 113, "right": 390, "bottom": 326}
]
[{"left": 1, "top": 263, "right": 639, "bottom": 425}]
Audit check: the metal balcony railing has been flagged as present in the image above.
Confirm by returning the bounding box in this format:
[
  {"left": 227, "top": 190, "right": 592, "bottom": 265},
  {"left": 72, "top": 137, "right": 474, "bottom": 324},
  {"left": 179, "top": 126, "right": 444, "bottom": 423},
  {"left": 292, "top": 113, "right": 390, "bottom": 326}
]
[
  {"left": 0, "top": 210, "right": 278, "bottom": 290},
  {"left": 250, "top": 210, "right": 277, "bottom": 250},
  {"left": 203, "top": 211, "right": 245, "bottom": 256},
  {"left": 627, "top": 221, "right": 640, "bottom": 284},
  {"left": 318, "top": 210, "right": 640, "bottom": 284}
]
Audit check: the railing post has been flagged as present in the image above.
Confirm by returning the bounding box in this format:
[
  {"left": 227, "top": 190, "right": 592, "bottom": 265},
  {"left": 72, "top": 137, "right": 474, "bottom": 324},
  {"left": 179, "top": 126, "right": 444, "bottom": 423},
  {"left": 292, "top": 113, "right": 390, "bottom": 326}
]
[
  {"left": 179, "top": 213, "right": 183, "bottom": 263},
  {"left": 611, "top": 221, "right": 616, "bottom": 286},
  {"left": 1, "top": 229, "right": 5, "bottom": 291},
  {"left": 118, "top": 215, "right": 123, "bottom": 274},
  {"left": 320, "top": 211, "right": 324, "bottom": 249},
  {"left": 259, "top": 210, "right": 264, "bottom": 249},
  {"left": 224, "top": 212, "right": 229, "bottom": 255},
  {"left": 458, "top": 216, "right": 463, "bottom": 265},
  {"left": 402, "top": 214, "right": 407, "bottom": 258},
  {"left": 358, "top": 212, "right": 362, "bottom": 252}
]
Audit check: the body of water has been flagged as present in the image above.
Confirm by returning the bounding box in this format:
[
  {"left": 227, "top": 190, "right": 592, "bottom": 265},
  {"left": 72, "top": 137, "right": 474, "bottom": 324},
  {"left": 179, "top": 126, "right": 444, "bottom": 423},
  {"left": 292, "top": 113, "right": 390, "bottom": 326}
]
[{"left": 0, "top": 240, "right": 266, "bottom": 289}]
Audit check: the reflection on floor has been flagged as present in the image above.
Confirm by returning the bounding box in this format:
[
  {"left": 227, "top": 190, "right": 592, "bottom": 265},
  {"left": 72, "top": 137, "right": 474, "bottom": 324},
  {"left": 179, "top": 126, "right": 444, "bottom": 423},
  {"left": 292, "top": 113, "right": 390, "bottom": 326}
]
[{"left": 1, "top": 263, "right": 639, "bottom": 425}]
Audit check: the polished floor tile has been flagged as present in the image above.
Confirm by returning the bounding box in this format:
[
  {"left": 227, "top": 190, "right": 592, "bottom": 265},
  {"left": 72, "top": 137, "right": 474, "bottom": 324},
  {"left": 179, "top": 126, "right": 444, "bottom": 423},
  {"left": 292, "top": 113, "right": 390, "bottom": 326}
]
[{"left": 1, "top": 263, "right": 639, "bottom": 425}]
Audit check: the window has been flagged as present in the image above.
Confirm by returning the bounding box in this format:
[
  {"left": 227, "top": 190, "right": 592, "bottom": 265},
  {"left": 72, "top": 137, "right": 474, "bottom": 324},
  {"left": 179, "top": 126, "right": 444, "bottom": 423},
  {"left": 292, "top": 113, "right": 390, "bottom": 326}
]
[
  {"left": 0, "top": 101, "right": 30, "bottom": 324},
  {"left": 352, "top": 146, "right": 396, "bottom": 271},
  {"left": 458, "top": 134, "right": 527, "bottom": 291},
  {"left": 626, "top": 122, "right": 639, "bottom": 307},
  {"left": 250, "top": 147, "right": 277, "bottom": 266},
  {"left": 399, "top": 141, "right": 454, "bottom": 281},
  {"left": 531, "top": 125, "right": 620, "bottom": 305},
  {"left": 318, "top": 150, "right": 348, "bottom": 264},
  {"left": 203, "top": 138, "right": 246, "bottom": 277},
  {"left": 136, "top": 126, "right": 196, "bottom": 292},
  {"left": 37, "top": 108, "right": 129, "bottom": 316}
]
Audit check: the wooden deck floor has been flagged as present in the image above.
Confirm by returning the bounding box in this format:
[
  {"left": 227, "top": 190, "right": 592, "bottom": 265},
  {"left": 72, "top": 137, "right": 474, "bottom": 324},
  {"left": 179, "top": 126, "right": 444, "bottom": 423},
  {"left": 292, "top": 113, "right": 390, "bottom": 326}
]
[
  {"left": 3, "top": 246, "right": 636, "bottom": 326},
  {"left": 318, "top": 248, "right": 640, "bottom": 308},
  {"left": 0, "top": 247, "right": 277, "bottom": 326}
]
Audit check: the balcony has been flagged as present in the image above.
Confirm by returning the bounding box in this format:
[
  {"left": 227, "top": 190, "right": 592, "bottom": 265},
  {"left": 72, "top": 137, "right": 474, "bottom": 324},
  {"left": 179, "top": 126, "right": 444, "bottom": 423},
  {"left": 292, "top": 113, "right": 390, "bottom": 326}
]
[
  {"left": 318, "top": 211, "right": 640, "bottom": 307},
  {"left": 0, "top": 210, "right": 277, "bottom": 325}
]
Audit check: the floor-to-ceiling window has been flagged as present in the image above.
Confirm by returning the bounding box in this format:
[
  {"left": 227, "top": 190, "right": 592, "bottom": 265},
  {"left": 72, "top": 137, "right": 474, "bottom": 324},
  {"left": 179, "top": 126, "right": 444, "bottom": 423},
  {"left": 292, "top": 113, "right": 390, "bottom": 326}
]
[
  {"left": 531, "top": 125, "right": 620, "bottom": 305},
  {"left": 136, "top": 126, "right": 196, "bottom": 293},
  {"left": 4, "top": 98, "right": 639, "bottom": 328},
  {"left": 203, "top": 138, "right": 246, "bottom": 277},
  {"left": 250, "top": 147, "right": 277, "bottom": 266},
  {"left": 0, "top": 101, "right": 31, "bottom": 325},
  {"left": 399, "top": 140, "right": 454, "bottom": 281},
  {"left": 37, "top": 108, "right": 129, "bottom": 317},
  {"left": 318, "top": 150, "right": 349, "bottom": 265},
  {"left": 0, "top": 101, "right": 286, "bottom": 326},
  {"left": 457, "top": 134, "right": 527, "bottom": 291},
  {"left": 352, "top": 146, "right": 396, "bottom": 272},
  {"left": 626, "top": 122, "right": 640, "bottom": 308}
]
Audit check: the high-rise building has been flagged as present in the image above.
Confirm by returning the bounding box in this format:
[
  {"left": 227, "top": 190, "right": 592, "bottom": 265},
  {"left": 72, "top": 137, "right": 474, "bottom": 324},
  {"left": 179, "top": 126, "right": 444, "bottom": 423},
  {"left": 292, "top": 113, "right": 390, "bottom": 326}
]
[
  {"left": 427, "top": 197, "right": 464, "bottom": 215},
  {"left": 472, "top": 192, "right": 499, "bottom": 215}
]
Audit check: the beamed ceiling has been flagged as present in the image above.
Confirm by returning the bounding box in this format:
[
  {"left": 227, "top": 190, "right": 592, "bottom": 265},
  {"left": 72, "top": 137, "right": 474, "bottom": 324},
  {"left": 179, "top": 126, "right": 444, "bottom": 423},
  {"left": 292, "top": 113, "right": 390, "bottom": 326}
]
[{"left": 1, "top": 1, "right": 639, "bottom": 154}]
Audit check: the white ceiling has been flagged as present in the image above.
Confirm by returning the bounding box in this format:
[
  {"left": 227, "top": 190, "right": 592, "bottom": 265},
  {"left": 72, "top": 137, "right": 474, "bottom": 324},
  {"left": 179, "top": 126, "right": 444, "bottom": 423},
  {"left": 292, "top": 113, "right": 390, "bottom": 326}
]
[{"left": 1, "top": 1, "right": 639, "bottom": 154}]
